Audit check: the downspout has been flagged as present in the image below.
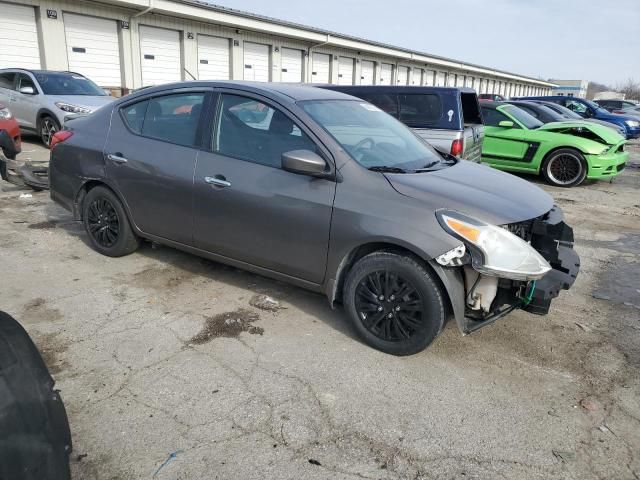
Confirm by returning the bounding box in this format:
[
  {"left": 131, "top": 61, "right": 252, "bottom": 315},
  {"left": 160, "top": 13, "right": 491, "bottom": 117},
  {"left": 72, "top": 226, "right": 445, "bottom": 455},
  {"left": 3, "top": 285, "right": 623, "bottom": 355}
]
[
  {"left": 129, "top": 0, "right": 155, "bottom": 91},
  {"left": 306, "top": 34, "right": 330, "bottom": 83}
]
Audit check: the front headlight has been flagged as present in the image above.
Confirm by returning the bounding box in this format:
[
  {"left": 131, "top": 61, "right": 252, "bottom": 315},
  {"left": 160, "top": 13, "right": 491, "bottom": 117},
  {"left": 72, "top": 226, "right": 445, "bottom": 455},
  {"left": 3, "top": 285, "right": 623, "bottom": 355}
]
[
  {"left": 625, "top": 120, "right": 640, "bottom": 127},
  {"left": 55, "top": 102, "right": 92, "bottom": 114},
  {"left": 437, "top": 211, "right": 551, "bottom": 281},
  {"left": 0, "top": 106, "right": 12, "bottom": 120}
]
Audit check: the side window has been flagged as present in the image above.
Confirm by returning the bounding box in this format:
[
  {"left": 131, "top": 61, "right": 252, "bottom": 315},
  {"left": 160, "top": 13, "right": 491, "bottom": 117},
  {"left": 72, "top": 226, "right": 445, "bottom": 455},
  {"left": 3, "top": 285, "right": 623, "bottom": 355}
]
[
  {"left": 121, "top": 100, "right": 149, "bottom": 134},
  {"left": 481, "top": 108, "right": 511, "bottom": 127},
  {"left": 357, "top": 93, "right": 398, "bottom": 117},
  {"left": 398, "top": 94, "right": 443, "bottom": 126},
  {"left": 17, "top": 74, "right": 36, "bottom": 93},
  {"left": 564, "top": 100, "right": 587, "bottom": 114},
  {"left": 518, "top": 105, "right": 539, "bottom": 118},
  {"left": 140, "top": 93, "right": 205, "bottom": 146},
  {"left": 214, "top": 94, "right": 317, "bottom": 168},
  {"left": 0, "top": 72, "right": 16, "bottom": 90}
]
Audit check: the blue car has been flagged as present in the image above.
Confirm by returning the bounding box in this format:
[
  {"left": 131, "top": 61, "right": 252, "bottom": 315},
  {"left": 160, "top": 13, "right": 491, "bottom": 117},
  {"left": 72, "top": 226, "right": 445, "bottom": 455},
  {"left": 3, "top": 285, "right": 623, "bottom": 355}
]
[{"left": 516, "top": 95, "right": 640, "bottom": 139}]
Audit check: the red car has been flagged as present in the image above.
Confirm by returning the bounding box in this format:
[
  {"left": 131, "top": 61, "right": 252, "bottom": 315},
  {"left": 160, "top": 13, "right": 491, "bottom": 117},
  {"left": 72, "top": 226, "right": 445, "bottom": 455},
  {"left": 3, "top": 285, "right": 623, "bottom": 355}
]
[
  {"left": 478, "top": 93, "right": 506, "bottom": 102},
  {"left": 0, "top": 102, "right": 22, "bottom": 181}
]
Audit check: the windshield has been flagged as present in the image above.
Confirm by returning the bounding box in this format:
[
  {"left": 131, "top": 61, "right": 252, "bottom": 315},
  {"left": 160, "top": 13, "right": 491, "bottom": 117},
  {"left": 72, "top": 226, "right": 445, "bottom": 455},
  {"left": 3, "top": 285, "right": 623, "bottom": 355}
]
[
  {"left": 299, "top": 99, "right": 446, "bottom": 171},
  {"left": 547, "top": 103, "right": 582, "bottom": 119},
  {"left": 35, "top": 73, "right": 107, "bottom": 96},
  {"left": 502, "top": 104, "right": 544, "bottom": 129},
  {"left": 537, "top": 105, "right": 565, "bottom": 121},
  {"left": 584, "top": 99, "right": 607, "bottom": 113}
]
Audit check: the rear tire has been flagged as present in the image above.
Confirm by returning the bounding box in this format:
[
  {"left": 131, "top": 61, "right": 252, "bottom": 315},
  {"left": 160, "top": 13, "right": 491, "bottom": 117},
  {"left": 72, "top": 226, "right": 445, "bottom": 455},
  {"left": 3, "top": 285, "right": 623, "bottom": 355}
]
[
  {"left": 343, "top": 251, "right": 445, "bottom": 356},
  {"left": 39, "top": 116, "right": 60, "bottom": 148},
  {"left": 82, "top": 186, "right": 139, "bottom": 257},
  {"left": 541, "top": 148, "right": 587, "bottom": 187}
]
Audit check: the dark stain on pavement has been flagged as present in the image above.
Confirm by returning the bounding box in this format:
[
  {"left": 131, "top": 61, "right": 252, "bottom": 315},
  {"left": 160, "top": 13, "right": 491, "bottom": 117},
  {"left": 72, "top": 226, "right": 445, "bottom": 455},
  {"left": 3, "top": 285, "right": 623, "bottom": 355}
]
[{"left": 190, "top": 309, "right": 263, "bottom": 344}]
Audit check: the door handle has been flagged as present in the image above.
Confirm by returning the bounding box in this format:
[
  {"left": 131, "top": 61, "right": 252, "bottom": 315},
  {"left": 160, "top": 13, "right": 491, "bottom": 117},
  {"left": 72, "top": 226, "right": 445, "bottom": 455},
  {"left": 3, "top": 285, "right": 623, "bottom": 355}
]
[
  {"left": 107, "top": 153, "right": 128, "bottom": 164},
  {"left": 204, "top": 176, "right": 231, "bottom": 188}
]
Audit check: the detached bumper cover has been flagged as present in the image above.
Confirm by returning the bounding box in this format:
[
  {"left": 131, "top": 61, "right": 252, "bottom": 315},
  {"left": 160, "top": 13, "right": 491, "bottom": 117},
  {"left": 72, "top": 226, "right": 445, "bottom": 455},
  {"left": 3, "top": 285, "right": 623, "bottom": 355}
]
[
  {"left": 523, "top": 206, "right": 580, "bottom": 315},
  {"left": 0, "top": 155, "right": 49, "bottom": 190}
]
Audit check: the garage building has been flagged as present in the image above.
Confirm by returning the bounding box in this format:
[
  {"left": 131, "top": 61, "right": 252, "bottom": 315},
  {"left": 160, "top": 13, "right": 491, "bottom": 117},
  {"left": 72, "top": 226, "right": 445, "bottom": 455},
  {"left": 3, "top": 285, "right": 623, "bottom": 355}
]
[{"left": 0, "top": 0, "right": 555, "bottom": 96}]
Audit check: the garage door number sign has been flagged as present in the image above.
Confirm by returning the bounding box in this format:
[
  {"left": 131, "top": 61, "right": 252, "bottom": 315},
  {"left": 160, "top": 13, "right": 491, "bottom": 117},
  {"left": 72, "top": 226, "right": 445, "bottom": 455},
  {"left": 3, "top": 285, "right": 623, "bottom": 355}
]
[{"left": 46, "top": 9, "right": 57, "bottom": 19}]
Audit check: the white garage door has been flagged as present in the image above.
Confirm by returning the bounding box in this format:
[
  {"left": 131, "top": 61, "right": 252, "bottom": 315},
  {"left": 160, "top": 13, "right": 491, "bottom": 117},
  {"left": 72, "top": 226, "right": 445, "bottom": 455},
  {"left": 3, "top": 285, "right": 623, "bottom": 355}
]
[
  {"left": 397, "top": 66, "right": 409, "bottom": 85},
  {"left": 139, "top": 26, "right": 181, "bottom": 86},
  {"left": 380, "top": 63, "right": 393, "bottom": 85},
  {"left": 280, "top": 48, "right": 303, "bottom": 82},
  {"left": 360, "top": 60, "right": 375, "bottom": 85},
  {"left": 338, "top": 57, "right": 354, "bottom": 85},
  {"left": 311, "top": 53, "right": 330, "bottom": 83},
  {"left": 197, "top": 35, "right": 229, "bottom": 80},
  {"left": 435, "top": 71, "right": 446, "bottom": 86},
  {"left": 424, "top": 70, "right": 435, "bottom": 86},
  {"left": 412, "top": 68, "right": 423, "bottom": 85},
  {"left": 244, "top": 42, "right": 270, "bottom": 82},
  {"left": 64, "top": 13, "right": 121, "bottom": 87},
  {"left": 0, "top": 3, "right": 41, "bottom": 69}
]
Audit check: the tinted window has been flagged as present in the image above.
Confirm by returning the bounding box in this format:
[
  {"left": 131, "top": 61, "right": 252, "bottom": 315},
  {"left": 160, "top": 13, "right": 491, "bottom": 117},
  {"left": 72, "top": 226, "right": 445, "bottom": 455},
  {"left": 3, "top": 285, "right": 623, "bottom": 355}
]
[
  {"left": 502, "top": 105, "right": 543, "bottom": 129},
  {"left": 35, "top": 72, "right": 106, "bottom": 96},
  {"left": 140, "top": 93, "right": 205, "bottom": 146},
  {"left": 0, "top": 72, "right": 15, "bottom": 90},
  {"left": 356, "top": 93, "right": 398, "bottom": 116},
  {"left": 214, "top": 94, "right": 316, "bottom": 168},
  {"left": 300, "top": 99, "right": 444, "bottom": 171},
  {"left": 516, "top": 105, "right": 539, "bottom": 118},
  {"left": 564, "top": 99, "right": 587, "bottom": 114},
  {"left": 121, "top": 100, "right": 149, "bottom": 134},
  {"left": 398, "top": 94, "right": 443, "bottom": 126},
  {"left": 480, "top": 107, "right": 511, "bottom": 127}
]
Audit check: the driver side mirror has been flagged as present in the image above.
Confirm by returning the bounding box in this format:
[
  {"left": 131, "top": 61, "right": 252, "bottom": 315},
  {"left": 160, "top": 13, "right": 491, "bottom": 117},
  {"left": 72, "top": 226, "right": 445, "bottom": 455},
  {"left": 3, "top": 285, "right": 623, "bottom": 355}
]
[
  {"left": 19, "top": 86, "right": 35, "bottom": 95},
  {"left": 584, "top": 108, "right": 594, "bottom": 118},
  {"left": 498, "top": 120, "right": 515, "bottom": 128},
  {"left": 282, "top": 150, "right": 327, "bottom": 176}
]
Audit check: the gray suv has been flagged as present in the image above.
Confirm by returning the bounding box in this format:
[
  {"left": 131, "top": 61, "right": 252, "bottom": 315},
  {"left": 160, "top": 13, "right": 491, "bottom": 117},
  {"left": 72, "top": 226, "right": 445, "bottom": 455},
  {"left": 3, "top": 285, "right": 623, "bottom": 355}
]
[
  {"left": 0, "top": 69, "right": 115, "bottom": 146},
  {"left": 49, "top": 82, "right": 579, "bottom": 355}
]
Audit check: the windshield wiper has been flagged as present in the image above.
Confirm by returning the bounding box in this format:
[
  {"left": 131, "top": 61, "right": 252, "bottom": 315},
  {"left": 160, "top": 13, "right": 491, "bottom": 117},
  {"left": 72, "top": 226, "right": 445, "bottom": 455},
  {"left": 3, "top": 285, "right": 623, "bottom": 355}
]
[{"left": 367, "top": 166, "right": 411, "bottom": 173}]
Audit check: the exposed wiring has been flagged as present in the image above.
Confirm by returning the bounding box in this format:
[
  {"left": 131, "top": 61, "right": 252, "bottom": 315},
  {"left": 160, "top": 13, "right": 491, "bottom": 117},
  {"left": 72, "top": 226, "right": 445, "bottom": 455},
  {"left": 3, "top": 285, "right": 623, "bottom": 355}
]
[{"left": 523, "top": 280, "right": 537, "bottom": 306}]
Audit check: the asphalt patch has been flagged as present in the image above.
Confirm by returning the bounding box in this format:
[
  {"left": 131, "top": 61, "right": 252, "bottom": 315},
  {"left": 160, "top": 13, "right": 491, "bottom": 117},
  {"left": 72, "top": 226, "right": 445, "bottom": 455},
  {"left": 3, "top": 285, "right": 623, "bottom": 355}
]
[
  {"left": 28, "top": 221, "right": 58, "bottom": 229},
  {"left": 592, "top": 260, "right": 640, "bottom": 310},
  {"left": 190, "top": 309, "right": 263, "bottom": 344}
]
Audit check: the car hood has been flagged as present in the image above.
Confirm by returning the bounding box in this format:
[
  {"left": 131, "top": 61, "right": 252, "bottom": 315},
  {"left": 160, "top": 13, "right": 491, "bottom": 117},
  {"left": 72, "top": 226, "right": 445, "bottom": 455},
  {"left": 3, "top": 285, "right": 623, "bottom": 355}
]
[
  {"left": 538, "top": 121, "right": 625, "bottom": 144},
  {"left": 385, "top": 160, "right": 554, "bottom": 225},
  {"left": 49, "top": 95, "right": 115, "bottom": 111},
  {"left": 599, "top": 111, "right": 639, "bottom": 122}
]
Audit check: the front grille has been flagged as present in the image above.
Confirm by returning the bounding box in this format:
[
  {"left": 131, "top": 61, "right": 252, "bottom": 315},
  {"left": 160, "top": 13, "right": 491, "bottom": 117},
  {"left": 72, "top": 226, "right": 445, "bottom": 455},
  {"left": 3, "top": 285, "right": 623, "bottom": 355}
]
[{"left": 504, "top": 219, "right": 535, "bottom": 242}]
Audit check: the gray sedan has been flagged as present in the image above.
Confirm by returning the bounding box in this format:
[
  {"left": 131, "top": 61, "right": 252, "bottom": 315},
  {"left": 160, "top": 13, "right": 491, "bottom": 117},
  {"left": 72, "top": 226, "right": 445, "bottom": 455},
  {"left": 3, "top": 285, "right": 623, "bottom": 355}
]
[{"left": 49, "top": 82, "right": 579, "bottom": 355}]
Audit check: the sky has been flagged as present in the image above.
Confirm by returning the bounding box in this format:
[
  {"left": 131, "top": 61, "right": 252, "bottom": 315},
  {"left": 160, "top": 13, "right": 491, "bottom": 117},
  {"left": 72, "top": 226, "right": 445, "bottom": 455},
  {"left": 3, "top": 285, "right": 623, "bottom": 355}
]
[{"left": 212, "top": 0, "right": 640, "bottom": 86}]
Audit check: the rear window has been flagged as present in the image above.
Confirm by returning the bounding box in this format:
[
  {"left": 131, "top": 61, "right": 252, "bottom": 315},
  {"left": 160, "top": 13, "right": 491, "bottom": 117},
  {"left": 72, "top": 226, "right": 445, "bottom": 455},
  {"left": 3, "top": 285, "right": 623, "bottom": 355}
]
[
  {"left": 356, "top": 93, "right": 398, "bottom": 117},
  {"left": 460, "top": 92, "right": 482, "bottom": 125},
  {"left": 398, "top": 94, "right": 442, "bottom": 127},
  {"left": 0, "top": 72, "right": 15, "bottom": 90}
]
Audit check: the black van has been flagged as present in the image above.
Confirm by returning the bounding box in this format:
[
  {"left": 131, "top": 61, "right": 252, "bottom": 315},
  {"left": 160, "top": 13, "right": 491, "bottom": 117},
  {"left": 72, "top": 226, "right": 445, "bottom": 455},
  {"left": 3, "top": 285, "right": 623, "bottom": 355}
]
[{"left": 318, "top": 85, "right": 484, "bottom": 162}]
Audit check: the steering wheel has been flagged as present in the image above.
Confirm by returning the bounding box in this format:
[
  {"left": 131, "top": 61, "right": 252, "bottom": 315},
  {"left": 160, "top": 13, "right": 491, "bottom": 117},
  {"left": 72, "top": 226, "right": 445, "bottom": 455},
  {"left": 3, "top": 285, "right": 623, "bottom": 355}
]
[{"left": 352, "top": 137, "right": 376, "bottom": 160}]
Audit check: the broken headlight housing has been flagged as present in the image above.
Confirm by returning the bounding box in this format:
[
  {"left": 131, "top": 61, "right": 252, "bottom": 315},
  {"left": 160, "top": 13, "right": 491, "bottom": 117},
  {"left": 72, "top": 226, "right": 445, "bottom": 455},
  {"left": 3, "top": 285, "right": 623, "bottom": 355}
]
[{"left": 436, "top": 210, "right": 551, "bottom": 281}]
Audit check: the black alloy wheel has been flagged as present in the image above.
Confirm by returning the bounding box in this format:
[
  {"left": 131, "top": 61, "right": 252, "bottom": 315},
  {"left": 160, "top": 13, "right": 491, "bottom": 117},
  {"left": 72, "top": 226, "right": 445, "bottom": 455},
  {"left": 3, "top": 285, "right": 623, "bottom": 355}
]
[
  {"left": 86, "top": 197, "right": 120, "bottom": 248},
  {"left": 542, "top": 148, "right": 587, "bottom": 187},
  {"left": 354, "top": 270, "right": 423, "bottom": 342}
]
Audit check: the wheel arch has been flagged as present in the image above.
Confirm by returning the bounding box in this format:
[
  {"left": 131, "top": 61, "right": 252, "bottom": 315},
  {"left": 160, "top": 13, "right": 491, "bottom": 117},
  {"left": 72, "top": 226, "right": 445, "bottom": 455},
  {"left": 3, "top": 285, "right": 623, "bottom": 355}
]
[
  {"left": 36, "top": 108, "right": 61, "bottom": 127},
  {"left": 327, "top": 241, "right": 459, "bottom": 326},
  {"left": 540, "top": 145, "right": 589, "bottom": 173},
  {"left": 73, "top": 179, "right": 139, "bottom": 234}
]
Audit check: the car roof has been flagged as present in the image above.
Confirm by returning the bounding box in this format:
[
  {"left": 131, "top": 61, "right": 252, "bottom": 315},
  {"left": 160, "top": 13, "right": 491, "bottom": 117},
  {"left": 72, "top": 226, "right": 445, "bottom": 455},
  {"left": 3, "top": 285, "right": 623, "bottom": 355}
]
[
  {"left": 317, "top": 84, "right": 477, "bottom": 94},
  {"left": 505, "top": 100, "right": 544, "bottom": 108},
  {"left": 122, "top": 81, "right": 356, "bottom": 103},
  {"left": 0, "top": 68, "right": 85, "bottom": 76}
]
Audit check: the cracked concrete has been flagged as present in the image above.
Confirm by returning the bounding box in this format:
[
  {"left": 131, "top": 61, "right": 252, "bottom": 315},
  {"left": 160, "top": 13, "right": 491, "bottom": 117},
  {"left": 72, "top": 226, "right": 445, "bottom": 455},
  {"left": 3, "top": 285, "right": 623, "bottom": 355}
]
[{"left": 0, "top": 137, "right": 639, "bottom": 479}]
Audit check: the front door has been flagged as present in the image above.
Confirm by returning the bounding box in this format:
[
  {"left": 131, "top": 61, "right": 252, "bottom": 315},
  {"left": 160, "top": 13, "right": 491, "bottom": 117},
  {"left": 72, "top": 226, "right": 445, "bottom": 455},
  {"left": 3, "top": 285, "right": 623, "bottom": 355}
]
[
  {"left": 104, "top": 90, "right": 207, "bottom": 244},
  {"left": 11, "top": 73, "right": 40, "bottom": 129},
  {"left": 193, "top": 92, "right": 335, "bottom": 284},
  {"left": 481, "top": 108, "right": 527, "bottom": 164}
]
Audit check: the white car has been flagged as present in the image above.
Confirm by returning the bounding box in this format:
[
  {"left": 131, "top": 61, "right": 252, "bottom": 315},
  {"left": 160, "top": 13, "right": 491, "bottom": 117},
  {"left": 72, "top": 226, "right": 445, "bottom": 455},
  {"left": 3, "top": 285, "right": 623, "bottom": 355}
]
[{"left": 0, "top": 69, "right": 115, "bottom": 146}]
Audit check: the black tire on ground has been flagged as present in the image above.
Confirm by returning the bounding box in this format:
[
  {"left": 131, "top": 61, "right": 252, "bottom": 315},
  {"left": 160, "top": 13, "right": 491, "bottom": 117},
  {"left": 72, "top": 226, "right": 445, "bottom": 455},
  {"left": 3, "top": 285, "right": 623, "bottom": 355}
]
[
  {"left": 0, "top": 160, "right": 7, "bottom": 181},
  {"left": 343, "top": 251, "right": 446, "bottom": 356},
  {"left": 541, "top": 148, "right": 588, "bottom": 187},
  {"left": 0, "top": 311, "right": 72, "bottom": 480},
  {"left": 38, "top": 115, "right": 60, "bottom": 147},
  {"left": 82, "top": 185, "right": 140, "bottom": 257}
]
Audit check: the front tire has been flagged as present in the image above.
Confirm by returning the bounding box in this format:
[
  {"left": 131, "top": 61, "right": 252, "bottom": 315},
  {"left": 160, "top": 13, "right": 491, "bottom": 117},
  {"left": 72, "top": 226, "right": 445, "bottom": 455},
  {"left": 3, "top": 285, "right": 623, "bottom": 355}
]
[
  {"left": 82, "top": 186, "right": 139, "bottom": 257},
  {"left": 541, "top": 148, "right": 587, "bottom": 187},
  {"left": 343, "top": 251, "right": 445, "bottom": 356},
  {"left": 39, "top": 116, "right": 60, "bottom": 147}
]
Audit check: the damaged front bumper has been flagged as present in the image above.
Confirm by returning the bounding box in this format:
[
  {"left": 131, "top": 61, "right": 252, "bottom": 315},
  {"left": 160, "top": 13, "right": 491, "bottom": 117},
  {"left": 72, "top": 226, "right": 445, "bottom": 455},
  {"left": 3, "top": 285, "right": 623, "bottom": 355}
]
[{"left": 433, "top": 206, "right": 580, "bottom": 334}]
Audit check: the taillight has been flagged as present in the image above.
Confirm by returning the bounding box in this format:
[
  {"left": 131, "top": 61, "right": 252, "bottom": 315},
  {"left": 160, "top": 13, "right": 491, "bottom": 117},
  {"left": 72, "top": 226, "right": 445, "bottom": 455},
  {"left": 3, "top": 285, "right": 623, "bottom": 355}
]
[
  {"left": 49, "top": 130, "right": 73, "bottom": 150},
  {"left": 450, "top": 138, "right": 464, "bottom": 157}
]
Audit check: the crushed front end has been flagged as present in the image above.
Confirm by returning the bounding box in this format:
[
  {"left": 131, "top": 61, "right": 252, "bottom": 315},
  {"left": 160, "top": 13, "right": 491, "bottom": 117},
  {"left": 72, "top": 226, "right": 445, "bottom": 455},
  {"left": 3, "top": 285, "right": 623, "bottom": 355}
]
[{"left": 435, "top": 206, "right": 580, "bottom": 334}]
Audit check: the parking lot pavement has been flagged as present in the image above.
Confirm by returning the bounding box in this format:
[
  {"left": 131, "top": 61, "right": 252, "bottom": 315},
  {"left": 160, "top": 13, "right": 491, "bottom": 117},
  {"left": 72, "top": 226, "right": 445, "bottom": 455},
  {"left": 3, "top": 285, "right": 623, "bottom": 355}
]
[{"left": 1, "top": 138, "right": 639, "bottom": 480}]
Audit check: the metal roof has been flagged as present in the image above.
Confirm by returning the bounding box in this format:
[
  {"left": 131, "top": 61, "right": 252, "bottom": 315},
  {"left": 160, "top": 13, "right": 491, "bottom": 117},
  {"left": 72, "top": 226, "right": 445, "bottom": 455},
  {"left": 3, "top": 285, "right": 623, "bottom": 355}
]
[{"left": 170, "top": 0, "right": 554, "bottom": 87}]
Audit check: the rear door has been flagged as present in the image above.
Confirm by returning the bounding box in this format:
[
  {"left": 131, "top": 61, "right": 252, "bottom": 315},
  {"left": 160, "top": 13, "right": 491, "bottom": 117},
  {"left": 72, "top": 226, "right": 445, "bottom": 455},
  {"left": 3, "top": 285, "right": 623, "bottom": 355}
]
[
  {"left": 104, "top": 90, "right": 207, "bottom": 244},
  {"left": 193, "top": 92, "right": 335, "bottom": 283}
]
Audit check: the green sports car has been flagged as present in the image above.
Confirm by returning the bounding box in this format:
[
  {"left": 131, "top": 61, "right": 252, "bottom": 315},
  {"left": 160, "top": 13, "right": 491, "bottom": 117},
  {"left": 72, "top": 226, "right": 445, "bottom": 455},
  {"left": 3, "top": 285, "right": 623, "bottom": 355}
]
[{"left": 480, "top": 102, "right": 628, "bottom": 187}]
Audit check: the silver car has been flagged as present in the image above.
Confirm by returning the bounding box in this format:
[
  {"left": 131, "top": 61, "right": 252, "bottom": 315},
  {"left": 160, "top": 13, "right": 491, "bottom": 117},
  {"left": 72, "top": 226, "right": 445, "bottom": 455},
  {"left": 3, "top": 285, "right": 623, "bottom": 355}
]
[{"left": 0, "top": 69, "right": 115, "bottom": 146}]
